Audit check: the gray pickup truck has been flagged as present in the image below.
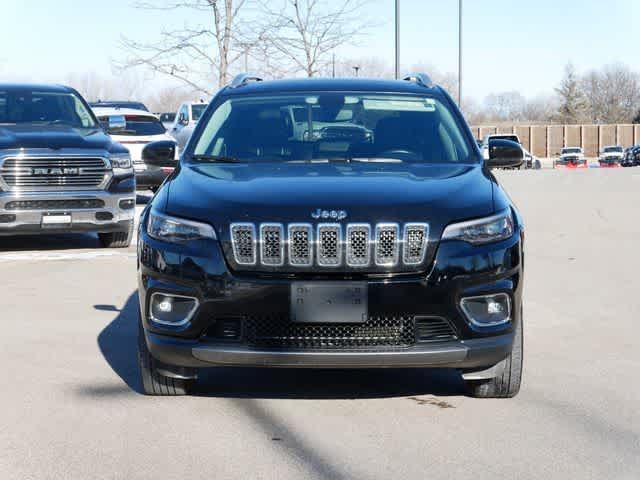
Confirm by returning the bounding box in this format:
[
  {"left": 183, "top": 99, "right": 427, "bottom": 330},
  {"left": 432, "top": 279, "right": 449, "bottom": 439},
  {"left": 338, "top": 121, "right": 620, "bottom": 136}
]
[{"left": 0, "top": 83, "right": 136, "bottom": 247}]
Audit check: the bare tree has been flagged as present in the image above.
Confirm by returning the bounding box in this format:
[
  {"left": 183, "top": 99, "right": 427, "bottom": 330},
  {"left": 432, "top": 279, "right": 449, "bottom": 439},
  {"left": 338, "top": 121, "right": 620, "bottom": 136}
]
[
  {"left": 261, "top": 0, "right": 372, "bottom": 77},
  {"left": 145, "top": 86, "right": 200, "bottom": 113},
  {"left": 65, "top": 71, "right": 147, "bottom": 102},
  {"left": 554, "top": 62, "right": 587, "bottom": 124},
  {"left": 118, "top": 1, "right": 262, "bottom": 95},
  {"left": 582, "top": 63, "right": 640, "bottom": 124}
]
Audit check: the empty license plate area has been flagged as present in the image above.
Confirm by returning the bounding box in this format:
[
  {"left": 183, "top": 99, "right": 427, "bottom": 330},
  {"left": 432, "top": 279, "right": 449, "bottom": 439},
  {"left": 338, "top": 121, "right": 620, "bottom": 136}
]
[
  {"left": 41, "top": 213, "right": 72, "bottom": 227},
  {"left": 290, "top": 282, "right": 368, "bottom": 323}
]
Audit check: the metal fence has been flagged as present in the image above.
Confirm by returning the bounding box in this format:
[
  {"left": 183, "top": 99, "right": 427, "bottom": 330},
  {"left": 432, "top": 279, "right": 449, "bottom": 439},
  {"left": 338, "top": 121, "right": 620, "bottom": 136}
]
[{"left": 470, "top": 124, "right": 640, "bottom": 158}]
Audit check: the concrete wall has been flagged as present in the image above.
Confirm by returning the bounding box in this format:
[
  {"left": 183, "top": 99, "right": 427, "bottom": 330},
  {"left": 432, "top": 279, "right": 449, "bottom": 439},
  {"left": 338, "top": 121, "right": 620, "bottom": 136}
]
[{"left": 471, "top": 124, "right": 640, "bottom": 157}]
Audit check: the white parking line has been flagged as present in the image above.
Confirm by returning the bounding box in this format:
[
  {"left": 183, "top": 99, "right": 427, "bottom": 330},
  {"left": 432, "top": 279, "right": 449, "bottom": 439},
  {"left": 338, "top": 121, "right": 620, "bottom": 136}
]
[{"left": 0, "top": 250, "right": 135, "bottom": 263}]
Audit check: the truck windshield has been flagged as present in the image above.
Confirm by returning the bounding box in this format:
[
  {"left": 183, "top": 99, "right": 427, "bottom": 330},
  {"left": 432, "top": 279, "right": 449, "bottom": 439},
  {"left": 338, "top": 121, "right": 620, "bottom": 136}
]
[
  {"left": 562, "top": 148, "right": 582, "bottom": 154},
  {"left": 0, "top": 90, "right": 96, "bottom": 128},
  {"left": 97, "top": 115, "right": 166, "bottom": 136},
  {"left": 604, "top": 146, "right": 622, "bottom": 153},
  {"left": 192, "top": 104, "right": 207, "bottom": 121},
  {"left": 192, "top": 93, "right": 472, "bottom": 163}
]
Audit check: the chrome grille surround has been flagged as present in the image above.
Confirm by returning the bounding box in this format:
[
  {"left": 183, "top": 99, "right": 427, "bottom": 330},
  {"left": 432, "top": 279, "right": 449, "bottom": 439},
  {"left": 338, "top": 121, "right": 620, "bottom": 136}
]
[
  {"left": 317, "top": 224, "right": 342, "bottom": 267},
  {"left": 230, "top": 223, "right": 256, "bottom": 265},
  {"left": 260, "top": 223, "right": 284, "bottom": 266},
  {"left": 229, "top": 222, "right": 428, "bottom": 269},
  {"left": 288, "top": 223, "right": 313, "bottom": 266},
  {"left": 0, "top": 156, "right": 111, "bottom": 191},
  {"left": 346, "top": 223, "right": 371, "bottom": 267},
  {"left": 403, "top": 223, "right": 429, "bottom": 265},
  {"left": 375, "top": 223, "right": 400, "bottom": 266}
]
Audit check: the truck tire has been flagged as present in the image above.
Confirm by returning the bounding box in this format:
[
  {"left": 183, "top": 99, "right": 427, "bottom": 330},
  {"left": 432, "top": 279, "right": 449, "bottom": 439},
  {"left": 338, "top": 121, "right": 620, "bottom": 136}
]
[
  {"left": 138, "top": 320, "right": 193, "bottom": 396},
  {"left": 465, "top": 313, "right": 523, "bottom": 398},
  {"left": 98, "top": 220, "right": 133, "bottom": 248}
]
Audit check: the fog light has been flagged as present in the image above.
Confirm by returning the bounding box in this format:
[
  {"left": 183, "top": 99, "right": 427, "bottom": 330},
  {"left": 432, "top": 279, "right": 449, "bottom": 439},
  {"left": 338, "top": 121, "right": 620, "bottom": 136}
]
[
  {"left": 150, "top": 292, "right": 199, "bottom": 327},
  {"left": 460, "top": 293, "right": 511, "bottom": 327},
  {"left": 119, "top": 198, "right": 135, "bottom": 210}
]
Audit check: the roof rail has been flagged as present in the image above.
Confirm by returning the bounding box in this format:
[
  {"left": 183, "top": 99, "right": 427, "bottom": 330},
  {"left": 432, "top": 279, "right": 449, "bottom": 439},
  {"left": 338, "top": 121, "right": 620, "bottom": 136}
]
[
  {"left": 402, "top": 73, "right": 433, "bottom": 88},
  {"left": 229, "top": 73, "right": 263, "bottom": 88}
]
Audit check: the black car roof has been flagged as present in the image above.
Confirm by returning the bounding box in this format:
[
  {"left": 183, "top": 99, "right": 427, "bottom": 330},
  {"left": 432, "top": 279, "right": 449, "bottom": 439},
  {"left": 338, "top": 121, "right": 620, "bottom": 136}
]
[
  {"left": 221, "top": 77, "right": 440, "bottom": 96},
  {"left": 0, "top": 83, "right": 75, "bottom": 93}
]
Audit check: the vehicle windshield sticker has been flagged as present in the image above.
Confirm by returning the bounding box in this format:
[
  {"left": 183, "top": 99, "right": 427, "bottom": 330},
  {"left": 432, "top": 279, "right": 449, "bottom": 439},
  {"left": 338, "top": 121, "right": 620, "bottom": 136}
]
[{"left": 363, "top": 99, "right": 436, "bottom": 112}]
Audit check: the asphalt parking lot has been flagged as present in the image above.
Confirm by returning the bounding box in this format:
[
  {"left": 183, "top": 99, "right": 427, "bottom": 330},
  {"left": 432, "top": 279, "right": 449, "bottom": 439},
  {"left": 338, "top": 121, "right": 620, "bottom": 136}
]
[{"left": 0, "top": 170, "right": 639, "bottom": 480}]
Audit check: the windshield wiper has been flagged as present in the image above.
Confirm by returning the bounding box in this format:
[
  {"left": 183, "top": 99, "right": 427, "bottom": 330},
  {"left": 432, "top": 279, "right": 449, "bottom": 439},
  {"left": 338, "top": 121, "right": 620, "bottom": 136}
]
[
  {"left": 191, "top": 154, "right": 242, "bottom": 163},
  {"left": 350, "top": 157, "right": 404, "bottom": 163}
]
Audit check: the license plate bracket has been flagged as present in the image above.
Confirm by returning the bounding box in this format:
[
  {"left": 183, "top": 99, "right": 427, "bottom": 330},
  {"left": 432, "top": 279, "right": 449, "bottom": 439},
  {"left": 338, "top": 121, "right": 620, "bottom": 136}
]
[
  {"left": 41, "top": 212, "right": 72, "bottom": 228},
  {"left": 290, "top": 282, "right": 368, "bottom": 323}
]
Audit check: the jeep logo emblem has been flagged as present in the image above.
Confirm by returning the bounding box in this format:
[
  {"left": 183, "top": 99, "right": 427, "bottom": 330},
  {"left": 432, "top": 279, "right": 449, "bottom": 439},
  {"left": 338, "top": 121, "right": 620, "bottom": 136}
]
[
  {"left": 32, "top": 167, "right": 80, "bottom": 176},
  {"left": 311, "top": 208, "right": 347, "bottom": 220}
]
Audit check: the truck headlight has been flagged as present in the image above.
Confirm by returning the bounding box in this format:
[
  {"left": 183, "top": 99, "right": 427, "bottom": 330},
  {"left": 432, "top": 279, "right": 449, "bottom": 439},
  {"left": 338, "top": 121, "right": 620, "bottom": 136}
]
[
  {"left": 110, "top": 153, "right": 133, "bottom": 175},
  {"left": 442, "top": 209, "right": 514, "bottom": 245},
  {"left": 147, "top": 210, "right": 217, "bottom": 243}
]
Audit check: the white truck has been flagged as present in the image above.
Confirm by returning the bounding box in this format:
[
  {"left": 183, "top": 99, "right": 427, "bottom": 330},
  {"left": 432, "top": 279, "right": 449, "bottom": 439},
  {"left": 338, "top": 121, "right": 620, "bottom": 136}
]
[{"left": 169, "top": 101, "right": 208, "bottom": 150}]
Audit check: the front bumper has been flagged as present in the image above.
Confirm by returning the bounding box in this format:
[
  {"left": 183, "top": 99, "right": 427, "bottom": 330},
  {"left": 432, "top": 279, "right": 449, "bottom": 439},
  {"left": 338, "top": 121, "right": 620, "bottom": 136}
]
[
  {"left": 0, "top": 189, "right": 136, "bottom": 235},
  {"left": 138, "top": 213, "right": 524, "bottom": 370},
  {"left": 145, "top": 330, "right": 514, "bottom": 369}
]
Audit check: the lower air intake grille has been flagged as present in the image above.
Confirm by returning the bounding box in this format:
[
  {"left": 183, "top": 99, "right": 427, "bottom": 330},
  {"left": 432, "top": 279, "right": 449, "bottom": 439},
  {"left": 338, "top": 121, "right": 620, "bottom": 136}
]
[
  {"left": 246, "top": 315, "right": 416, "bottom": 349},
  {"left": 415, "top": 317, "right": 457, "bottom": 342},
  {"left": 4, "top": 199, "right": 105, "bottom": 210}
]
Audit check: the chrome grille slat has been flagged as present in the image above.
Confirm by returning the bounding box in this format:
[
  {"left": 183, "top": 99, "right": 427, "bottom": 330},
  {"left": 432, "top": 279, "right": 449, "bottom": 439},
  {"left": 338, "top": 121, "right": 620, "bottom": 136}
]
[
  {"left": 403, "top": 223, "right": 429, "bottom": 265},
  {"left": 375, "top": 224, "right": 400, "bottom": 266},
  {"left": 288, "top": 224, "right": 313, "bottom": 266},
  {"left": 230, "top": 223, "right": 256, "bottom": 265},
  {"left": 346, "top": 224, "right": 371, "bottom": 267},
  {"left": 260, "top": 224, "right": 284, "bottom": 266},
  {"left": 229, "top": 222, "right": 428, "bottom": 269},
  {"left": 317, "top": 224, "right": 342, "bottom": 267}
]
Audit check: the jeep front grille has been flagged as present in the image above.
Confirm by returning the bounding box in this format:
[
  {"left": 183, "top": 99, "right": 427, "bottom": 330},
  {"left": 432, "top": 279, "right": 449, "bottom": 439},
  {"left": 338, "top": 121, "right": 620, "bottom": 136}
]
[
  {"left": 0, "top": 157, "right": 111, "bottom": 191},
  {"left": 229, "top": 221, "right": 429, "bottom": 269}
]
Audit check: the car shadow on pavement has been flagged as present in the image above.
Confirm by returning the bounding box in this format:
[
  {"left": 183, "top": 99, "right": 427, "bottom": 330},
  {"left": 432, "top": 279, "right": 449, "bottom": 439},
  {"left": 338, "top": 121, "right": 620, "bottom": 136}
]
[
  {"left": 0, "top": 232, "right": 101, "bottom": 252},
  {"left": 97, "top": 292, "right": 466, "bottom": 399}
]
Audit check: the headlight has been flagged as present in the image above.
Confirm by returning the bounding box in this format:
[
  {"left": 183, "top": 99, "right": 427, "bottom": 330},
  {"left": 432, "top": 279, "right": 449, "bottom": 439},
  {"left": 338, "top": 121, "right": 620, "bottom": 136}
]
[
  {"left": 147, "top": 210, "right": 216, "bottom": 243},
  {"left": 442, "top": 209, "right": 514, "bottom": 245},
  {"left": 110, "top": 153, "right": 132, "bottom": 175}
]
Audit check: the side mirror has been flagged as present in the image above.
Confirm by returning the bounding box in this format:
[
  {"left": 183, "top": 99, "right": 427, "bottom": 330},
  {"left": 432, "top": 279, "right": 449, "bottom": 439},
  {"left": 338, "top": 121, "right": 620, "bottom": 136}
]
[
  {"left": 142, "top": 140, "right": 177, "bottom": 167},
  {"left": 486, "top": 139, "right": 523, "bottom": 169},
  {"left": 106, "top": 115, "right": 126, "bottom": 133}
]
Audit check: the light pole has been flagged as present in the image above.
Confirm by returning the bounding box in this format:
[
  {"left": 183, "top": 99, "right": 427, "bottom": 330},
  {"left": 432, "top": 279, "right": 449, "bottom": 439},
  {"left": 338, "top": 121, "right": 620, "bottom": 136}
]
[
  {"left": 395, "top": 0, "right": 400, "bottom": 79},
  {"left": 458, "top": 0, "right": 463, "bottom": 109},
  {"left": 353, "top": 66, "right": 360, "bottom": 77}
]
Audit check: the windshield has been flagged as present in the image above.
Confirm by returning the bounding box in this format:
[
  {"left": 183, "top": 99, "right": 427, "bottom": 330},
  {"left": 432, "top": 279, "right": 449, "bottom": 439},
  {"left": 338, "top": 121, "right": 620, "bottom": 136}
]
[
  {"left": 562, "top": 148, "right": 582, "bottom": 154},
  {"left": 192, "top": 104, "right": 207, "bottom": 121},
  {"left": 98, "top": 114, "right": 166, "bottom": 136},
  {"left": 192, "top": 93, "right": 472, "bottom": 163},
  {"left": 604, "top": 146, "right": 622, "bottom": 153},
  {"left": 0, "top": 90, "right": 96, "bottom": 128}
]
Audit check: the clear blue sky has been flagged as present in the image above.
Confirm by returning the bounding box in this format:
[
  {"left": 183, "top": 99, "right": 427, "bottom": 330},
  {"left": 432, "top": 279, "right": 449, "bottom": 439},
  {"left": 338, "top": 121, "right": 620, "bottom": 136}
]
[{"left": 1, "top": 0, "right": 637, "bottom": 100}]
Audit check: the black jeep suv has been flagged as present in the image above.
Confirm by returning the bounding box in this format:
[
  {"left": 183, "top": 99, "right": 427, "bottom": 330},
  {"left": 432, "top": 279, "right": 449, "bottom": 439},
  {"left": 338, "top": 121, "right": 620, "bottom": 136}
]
[{"left": 137, "top": 74, "right": 525, "bottom": 398}]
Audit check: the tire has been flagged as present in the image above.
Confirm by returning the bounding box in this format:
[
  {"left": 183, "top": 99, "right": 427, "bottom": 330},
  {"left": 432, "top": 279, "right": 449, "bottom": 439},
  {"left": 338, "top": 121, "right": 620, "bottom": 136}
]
[
  {"left": 98, "top": 220, "right": 134, "bottom": 248},
  {"left": 138, "top": 320, "right": 193, "bottom": 396},
  {"left": 465, "top": 312, "right": 523, "bottom": 398}
]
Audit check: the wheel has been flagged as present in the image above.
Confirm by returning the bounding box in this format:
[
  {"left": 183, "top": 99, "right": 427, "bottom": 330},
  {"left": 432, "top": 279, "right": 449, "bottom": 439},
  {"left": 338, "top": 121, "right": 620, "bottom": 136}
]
[
  {"left": 138, "top": 319, "right": 193, "bottom": 396},
  {"left": 465, "top": 312, "right": 523, "bottom": 398},
  {"left": 98, "top": 220, "right": 134, "bottom": 248}
]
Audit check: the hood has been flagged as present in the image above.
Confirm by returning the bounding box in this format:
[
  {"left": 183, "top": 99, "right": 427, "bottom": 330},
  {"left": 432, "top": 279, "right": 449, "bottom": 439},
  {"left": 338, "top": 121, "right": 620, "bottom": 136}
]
[
  {"left": 165, "top": 162, "right": 495, "bottom": 236},
  {"left": 602, "top": 152, "right": 623, "bottom": 159},
  {"left": 0, "top": 124, "right": 118, "bottom": 151}
]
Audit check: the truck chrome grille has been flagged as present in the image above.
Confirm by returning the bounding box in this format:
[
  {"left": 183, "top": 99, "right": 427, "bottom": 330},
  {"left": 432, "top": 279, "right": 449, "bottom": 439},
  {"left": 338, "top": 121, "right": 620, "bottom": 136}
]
[
  {"left": 229, "top": 221, "right": 429, "bottom": 270},
  {"left": 0, "top": 157, "right": 111, "bottom": 191}
]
